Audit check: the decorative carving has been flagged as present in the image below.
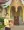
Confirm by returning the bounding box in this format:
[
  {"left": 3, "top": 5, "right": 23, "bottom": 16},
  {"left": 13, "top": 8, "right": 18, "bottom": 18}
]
[{"left": 10, "top": 6, "right": 15, "bottom": 16}]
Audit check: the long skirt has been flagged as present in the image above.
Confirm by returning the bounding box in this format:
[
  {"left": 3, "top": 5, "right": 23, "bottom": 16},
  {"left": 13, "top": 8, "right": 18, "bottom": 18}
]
[{"left": 5, "top": 27, "right": 11, "bottom": 30}]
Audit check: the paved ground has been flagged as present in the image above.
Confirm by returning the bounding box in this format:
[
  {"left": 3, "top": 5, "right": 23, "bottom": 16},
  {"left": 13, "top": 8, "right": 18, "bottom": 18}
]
[
  {"left": 0, "top": 25, "right": 24, "bottom": 30},
  {"left": 11, "top": 25, "right": 24, "bottom": 30}
]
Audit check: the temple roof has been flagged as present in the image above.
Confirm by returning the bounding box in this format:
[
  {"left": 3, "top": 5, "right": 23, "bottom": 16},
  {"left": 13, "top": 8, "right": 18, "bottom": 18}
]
[{"left": 0, "top": 0, "right": 6, "bottom": 4}]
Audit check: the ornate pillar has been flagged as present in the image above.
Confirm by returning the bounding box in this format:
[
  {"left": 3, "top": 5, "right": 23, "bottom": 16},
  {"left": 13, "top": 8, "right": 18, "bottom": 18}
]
[{"left": 23, "top": 6, "right": 24, "bottom": 23}]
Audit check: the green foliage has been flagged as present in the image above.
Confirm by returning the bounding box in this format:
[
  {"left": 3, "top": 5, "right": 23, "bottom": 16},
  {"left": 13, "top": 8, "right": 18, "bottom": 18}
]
[
  {"left": 0, "top": 25, "right": 5, "bottom": 28},
  {"left": 0, "top": 17, "right": 4, "bottom": 22},
  {"left": 0, "top": 25, "right": 5, "bottom": 30},
  {"left": 5, "top": 6, "right": 9, "bottom": 8},
  {"left": 0, "top": 17, "right": 5, "bottom": 29}
]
